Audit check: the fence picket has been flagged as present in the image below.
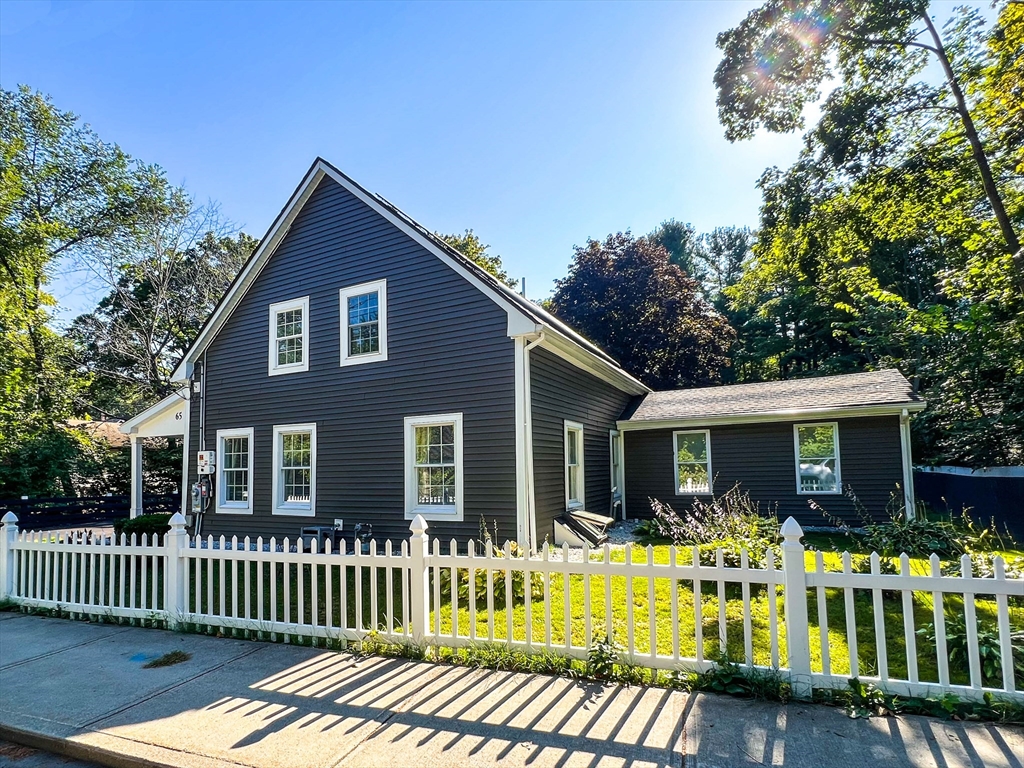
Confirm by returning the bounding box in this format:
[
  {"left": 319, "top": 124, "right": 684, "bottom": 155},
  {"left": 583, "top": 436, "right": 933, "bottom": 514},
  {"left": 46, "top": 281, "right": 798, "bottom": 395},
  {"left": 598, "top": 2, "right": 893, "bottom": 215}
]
[
  {"left": 815, "top": 551, "right": 830, "bottom": 676},
  {"left": 842, "top": 551, "right": 859, "bottom": 678},
  {"left": 961, "top": 555, "right": 982, "bottom": 689},
  {"left": 993, "top": 557, "right": 1015, "bottom": 693},
  {"left": 563, "top": 543, "right": 572, "bottom": 652},
  {"left": 765, "top": 550, "right": 778, "bottom": 669},
  {"left": 468, "top": 540, "right": 477, "bottom": 642},
  {"left": 740, "top": 548, "right": 752, "bottom": 666},
  {"left": 693, "top": 546, "right": 703, "bottom": 663},
  {"left": 870, "top": 553, "right": 889, "bottom": 681},
  {"left": 899, "top": 553, "right": 918, "bottom": 684},
  {"left": 716, "top": 548, "right": 727, "bottom": 657}
]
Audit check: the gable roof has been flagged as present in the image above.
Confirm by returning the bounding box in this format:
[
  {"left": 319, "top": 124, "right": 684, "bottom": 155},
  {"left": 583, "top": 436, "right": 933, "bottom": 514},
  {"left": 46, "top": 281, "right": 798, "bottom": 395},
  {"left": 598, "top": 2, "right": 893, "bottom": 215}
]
[
  {"left": 620, "top": 369, "right": 924, "bottom": 428},
  {"left": 171, "top": 158, "right": 648, "bottom": 395}
]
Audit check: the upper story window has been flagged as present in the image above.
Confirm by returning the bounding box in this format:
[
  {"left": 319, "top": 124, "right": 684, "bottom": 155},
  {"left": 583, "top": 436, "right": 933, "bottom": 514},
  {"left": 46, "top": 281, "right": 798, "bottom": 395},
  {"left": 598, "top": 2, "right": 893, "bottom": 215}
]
[
  {"left": 340, "top": 279, "right": 388, "bottom": 366},
  {"left": 674, "top": 430, "right": 712, "bottom": 495},
  {"left": 404, "top": 413, "right": 463, "bottom": 521},
  {"left": 216, "top": 428, "right": 253, "bottom": 514},
  {"left": 272, "top": 423, "right": 316, "bottom": 516},
  {"left": 564, "top": 421, "right": 585, "bottom": 509},
  {"left": 795, "top": 422, "right": 841, "bottom": 494},
  {"left": 268, "top": 297, "right": 310, "bottom": 376}
]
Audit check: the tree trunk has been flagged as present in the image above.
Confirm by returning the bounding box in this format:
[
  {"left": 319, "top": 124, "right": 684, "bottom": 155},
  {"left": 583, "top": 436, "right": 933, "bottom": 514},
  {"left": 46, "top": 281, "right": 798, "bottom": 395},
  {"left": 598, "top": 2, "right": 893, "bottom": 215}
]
[{"left": 921, "top": 14, "right": 1022, "bottom": 281}]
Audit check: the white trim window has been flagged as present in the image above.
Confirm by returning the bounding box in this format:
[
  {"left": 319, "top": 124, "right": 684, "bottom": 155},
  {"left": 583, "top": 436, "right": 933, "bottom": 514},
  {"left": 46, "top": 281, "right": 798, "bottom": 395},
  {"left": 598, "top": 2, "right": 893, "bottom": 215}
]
[
  {"left": 674, "top": 429, "right": 712, "bottom": 495},
  {"left": 340, "top": 279, "right": 387, "bottom": 366},
  {"left": 794, "top": 422, "right": 841, "bottom": 494},
  {"left": 405, "top": 413, "right": 463, "bottom": 521},
  {"left": 216, "top": 428, "right": 253, "bottom": 513},
  {"left": 272, "top": 423, "right": 316, "bottom": 515},
  {"left": 268, "top": 297, "right": 310, "bottom": 375},
  {"left": 564, "top": 421, "right": 585, "bottom": 509}
]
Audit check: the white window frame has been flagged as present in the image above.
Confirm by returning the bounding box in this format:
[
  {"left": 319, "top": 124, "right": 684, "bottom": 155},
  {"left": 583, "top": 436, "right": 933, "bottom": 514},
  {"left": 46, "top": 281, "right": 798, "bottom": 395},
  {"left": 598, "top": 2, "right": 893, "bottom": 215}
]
[
  {"left": 339, "top": 279, "right": 388, "bottom": 367},
  {"left": 564, "top": 420, "right": 585, "bottom": 510},
  {"left": 794, "top": 421, "right": 842, "bottom": 495},
  {"left": 272, "top": 423, "right": 317, "bottom": 516},
  {"left": 673, "top": 429, "right": 713, "bottom": 496},
  {"left": 404, "top": 413, "right": 464, "bottom": 521},
  {"left": 216, "top": 427, "right": 254, "bottom": 514},
  {"left": 268, "top": 296, "right": 310, "bottom": 376}
]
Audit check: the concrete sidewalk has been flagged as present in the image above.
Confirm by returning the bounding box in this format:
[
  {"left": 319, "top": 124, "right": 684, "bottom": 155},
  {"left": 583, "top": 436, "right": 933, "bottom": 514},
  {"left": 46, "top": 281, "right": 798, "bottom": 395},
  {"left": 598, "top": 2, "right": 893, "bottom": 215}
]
[{"left": 1, "top": 613, "right": 1021, "bottom": 768}]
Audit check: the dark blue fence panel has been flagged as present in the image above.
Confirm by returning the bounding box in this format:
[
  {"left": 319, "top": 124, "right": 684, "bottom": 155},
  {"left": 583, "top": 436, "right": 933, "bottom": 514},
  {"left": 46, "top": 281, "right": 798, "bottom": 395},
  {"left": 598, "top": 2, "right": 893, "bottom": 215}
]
[
  {"left": 914, "top": 468, "right": 1024, "bottom": 541},
  {"left": 0, "top": 494, "right": 180, "bottom": 531}
]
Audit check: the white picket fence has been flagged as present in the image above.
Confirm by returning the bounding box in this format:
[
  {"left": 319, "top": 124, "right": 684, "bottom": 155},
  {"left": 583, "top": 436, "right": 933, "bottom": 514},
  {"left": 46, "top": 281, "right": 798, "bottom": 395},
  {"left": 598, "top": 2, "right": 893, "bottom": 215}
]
[{"left": 0, "top": 511, "right": 1020, "bottom": 703}]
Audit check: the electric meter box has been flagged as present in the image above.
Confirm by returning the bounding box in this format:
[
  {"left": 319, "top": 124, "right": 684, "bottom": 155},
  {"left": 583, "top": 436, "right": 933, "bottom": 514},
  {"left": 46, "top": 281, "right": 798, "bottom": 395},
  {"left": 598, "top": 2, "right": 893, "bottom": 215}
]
[{"left": 197, "top": 451, "right": 216, "bottom": 475}]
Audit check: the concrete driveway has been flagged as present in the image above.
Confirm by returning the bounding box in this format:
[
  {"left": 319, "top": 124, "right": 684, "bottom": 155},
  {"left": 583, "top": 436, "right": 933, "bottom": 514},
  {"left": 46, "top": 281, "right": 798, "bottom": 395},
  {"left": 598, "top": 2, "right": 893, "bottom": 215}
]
[{"left": 0, "top": 612, "right": 1021, "bottom": 768}]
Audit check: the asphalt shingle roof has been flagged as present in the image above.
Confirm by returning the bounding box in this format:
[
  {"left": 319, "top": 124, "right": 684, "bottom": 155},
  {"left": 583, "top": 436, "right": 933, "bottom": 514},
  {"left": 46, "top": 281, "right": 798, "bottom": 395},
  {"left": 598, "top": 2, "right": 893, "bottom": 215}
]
[{"left": 624, "top": 369, "right": 923, "bottom": 423}]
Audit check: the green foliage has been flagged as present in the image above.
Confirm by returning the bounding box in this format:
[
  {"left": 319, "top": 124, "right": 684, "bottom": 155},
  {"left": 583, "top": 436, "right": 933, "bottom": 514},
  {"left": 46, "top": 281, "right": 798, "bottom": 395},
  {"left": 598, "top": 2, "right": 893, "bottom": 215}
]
[
  {"left": 670, "top": 655, "right": 791, "bottom": 702},
  {"left": 714, "top": 3, "right": 1024, "bottom": 465},
  {"left": 549, "top": 232, "right": 735, "bottom": 390},
  {"left": 811, "top": 487, "right": 1017, "bottom": 559},
  {"left": 438, "top": 229, "right": 517, "bottom": 288},
  {"left": 820, "top": 679, "right": 1024, "bottom": 723},
  {"left": 648, "top": 485, "right": 779, "bottom": 566},
  {"left": 586, "top": 635, "right": 619, "bottom": 681},
  {"left": 917, "top": 613, "right": 1024, "bottom": 687},
  {"left": 113, "top": 513, "right": 172, "bottom": 540}
]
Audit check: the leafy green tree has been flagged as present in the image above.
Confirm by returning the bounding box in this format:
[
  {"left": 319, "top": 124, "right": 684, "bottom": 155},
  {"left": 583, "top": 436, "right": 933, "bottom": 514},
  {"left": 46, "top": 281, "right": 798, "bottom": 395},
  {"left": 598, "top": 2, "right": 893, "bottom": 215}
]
[
  {"left": 438, "top": 229, "right": 518, "bottom": 288},
  {"left": 649, "top": 219, "right": 707, "bottom": 284},
  {"left": 549, "top": 232, "right": 735, "bottom": 389},
  {"left": 68, "top": 190, "right": 254, "bottom": 416},
  {"left": 714, "top": 0, "right": 1021, "bottom": 267},
  {"left": 0, "top": 85, "right": 167, "bottom": 492},
  {"left": 716, "top": 3, "right": 1024, "bottom": 464}
]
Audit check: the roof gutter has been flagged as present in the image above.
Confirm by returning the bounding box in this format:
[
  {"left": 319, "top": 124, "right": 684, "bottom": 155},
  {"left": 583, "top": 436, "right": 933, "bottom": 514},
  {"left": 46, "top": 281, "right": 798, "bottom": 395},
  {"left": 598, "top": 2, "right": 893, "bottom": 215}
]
[{"left": 617, "top": 400, "right": 926, "bottom": 431}]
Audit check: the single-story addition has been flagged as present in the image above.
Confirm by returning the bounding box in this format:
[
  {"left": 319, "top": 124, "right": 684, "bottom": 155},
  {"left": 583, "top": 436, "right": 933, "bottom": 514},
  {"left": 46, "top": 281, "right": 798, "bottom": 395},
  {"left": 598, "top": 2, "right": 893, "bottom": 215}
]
[{"left": 120, "top": 158, "right": 925, "bottom": 549}]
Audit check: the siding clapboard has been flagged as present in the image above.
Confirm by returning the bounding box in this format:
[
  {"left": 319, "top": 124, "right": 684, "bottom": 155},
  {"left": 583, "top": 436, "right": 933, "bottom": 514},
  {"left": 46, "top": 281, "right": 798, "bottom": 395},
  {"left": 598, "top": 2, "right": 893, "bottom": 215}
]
[
  {"left": 530, "top": 347, "right": 635, "bottom": 543},
  {"left": 188, "top": 176, "right": 517, "bottom": 545},
  {"left": 623, "top": 416, "right": 904, "bottom": 525}
]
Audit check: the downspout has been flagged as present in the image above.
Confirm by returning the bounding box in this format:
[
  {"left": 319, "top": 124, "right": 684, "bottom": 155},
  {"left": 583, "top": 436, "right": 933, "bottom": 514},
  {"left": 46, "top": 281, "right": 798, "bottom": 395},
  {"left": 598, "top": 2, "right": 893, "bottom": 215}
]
[
  {"left": 899, "top": 408, "right": 916, "bottom": 519},
  {"left": 523, "top": 333, "right": 545, "bottom": 551}
]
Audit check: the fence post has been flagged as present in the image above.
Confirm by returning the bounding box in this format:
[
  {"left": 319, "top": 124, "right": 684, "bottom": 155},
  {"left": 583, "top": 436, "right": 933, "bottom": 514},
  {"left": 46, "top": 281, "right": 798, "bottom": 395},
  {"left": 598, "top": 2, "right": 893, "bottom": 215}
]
[
  {"left": 0, "top": 512, "right": 17, "bottom": 602},
  {"left": 164, "top": 512, "right": 188, "bottom": 627},
  {"left": 408, "top": 515, "right": 430, "bottom": 645},
  {"left": 780, "top": 516, "right": 812, "bottom": 699}
]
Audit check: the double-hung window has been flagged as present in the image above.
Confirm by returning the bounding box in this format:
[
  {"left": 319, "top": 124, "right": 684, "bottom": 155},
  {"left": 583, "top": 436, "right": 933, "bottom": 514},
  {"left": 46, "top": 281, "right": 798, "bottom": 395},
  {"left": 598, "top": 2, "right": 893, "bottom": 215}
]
[
  {"left": 674, "top": 430, "right": 712, "bottom": 495},
  {"left": 340, "top": 279, "right": 387, "bottom": 366},
  {"left": 404, "top": 413, "right": 463, "bottom": 521},
  {"left": 794, "top": 422, "right": 841, "bottom": 494},
  {"left": 268, "top": 297, "right": 310, "bottom": 375},
  {"left": 216, "top": 428, "right": 253, "bottom": 513},
  {"left": 272, "top": 423, "right": 316, "bottom": 515},
  {"left": 564, "top": 421, "right": 585, "bottom": 509}
]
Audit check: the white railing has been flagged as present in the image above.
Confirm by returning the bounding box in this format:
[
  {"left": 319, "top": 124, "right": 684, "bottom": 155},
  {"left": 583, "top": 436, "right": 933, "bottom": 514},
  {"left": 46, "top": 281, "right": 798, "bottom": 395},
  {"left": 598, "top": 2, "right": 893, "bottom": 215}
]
[{"left": 0, "top": 511, "right": 1020, "bottom": 702}]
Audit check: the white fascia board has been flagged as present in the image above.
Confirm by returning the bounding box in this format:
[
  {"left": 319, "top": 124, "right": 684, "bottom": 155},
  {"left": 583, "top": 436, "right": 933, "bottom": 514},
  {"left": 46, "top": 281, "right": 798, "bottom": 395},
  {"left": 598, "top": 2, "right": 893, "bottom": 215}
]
[
  {"left": 534, "top": 329, "right": 650, "bottom": 396},
  {"left": 119, "top": 390, "right": 189, "bottom": 435},
  {"left": 617, "top": 401, "right": 926, "bottom": 431}
]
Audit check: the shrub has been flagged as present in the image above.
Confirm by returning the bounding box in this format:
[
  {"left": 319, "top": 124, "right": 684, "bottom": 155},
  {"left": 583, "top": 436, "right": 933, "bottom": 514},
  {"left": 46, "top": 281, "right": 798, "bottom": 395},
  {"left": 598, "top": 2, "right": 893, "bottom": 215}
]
[
  {"left": 670, "top": 655, "right": 791, "bottom": 702},
  {"left": 810, "top": 487, "right": 1017, "bottom": 559},
  {"left": 648, "top": 485, "right": 779, "bottom": 566},
  {"left": 113, "top": 513, "right": 172, "bottom": 540},
  {"left": 917, "top": 613, "right": 1024, "bottom": 687}
]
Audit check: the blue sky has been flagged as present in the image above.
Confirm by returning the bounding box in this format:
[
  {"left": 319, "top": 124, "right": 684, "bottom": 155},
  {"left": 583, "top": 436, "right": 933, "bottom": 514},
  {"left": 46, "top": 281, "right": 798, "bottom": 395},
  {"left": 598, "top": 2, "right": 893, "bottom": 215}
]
[{"left": 0, "top": 0, "right": 977, "bottom": 320}]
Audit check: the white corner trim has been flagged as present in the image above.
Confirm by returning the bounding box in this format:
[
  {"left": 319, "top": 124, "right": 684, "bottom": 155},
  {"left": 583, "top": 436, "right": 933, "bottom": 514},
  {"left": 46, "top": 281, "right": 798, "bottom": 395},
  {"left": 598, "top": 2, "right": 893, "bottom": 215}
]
[
  {"left": 793, "top": 422, "right": 842, "bottom": 496},
  {"left": 215, "top": 427, "right": 254, "bottom": 514},
  {"left": 339, "top": 279, "right": 388, "bottom": 367},
  {"left": 404, "top": 412, "right": 464, "bottom": 522},
  {"left": 271, "top": 423, "right": 317, "bottom": 517},
  {"left": 268, "top": 296, "right": 310, "bottom": 376},
  {"left": 899, "top": 411, "right": 916, "bottom": 519},
  {"left": 564, "top": 420, "right": 585, "bottom": 511},
  {"left": 673, "top": 429, "right": 713, "bottom": 496}
]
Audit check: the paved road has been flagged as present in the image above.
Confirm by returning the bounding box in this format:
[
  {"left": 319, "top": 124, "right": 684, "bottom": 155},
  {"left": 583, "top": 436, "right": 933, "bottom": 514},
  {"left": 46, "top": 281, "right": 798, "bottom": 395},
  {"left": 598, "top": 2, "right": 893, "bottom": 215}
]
[{"left": 0, "top": 612, "right": 1021, "bottom": 768}]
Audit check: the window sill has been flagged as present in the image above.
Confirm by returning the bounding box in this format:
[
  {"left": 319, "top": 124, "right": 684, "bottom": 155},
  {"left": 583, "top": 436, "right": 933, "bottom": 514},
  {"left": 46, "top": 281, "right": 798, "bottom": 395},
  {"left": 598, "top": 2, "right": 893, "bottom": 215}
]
[
  {"left": 215, "top": 505, "right": 253, "bottom": 515},
  {"left": 272, "top": 505, "right": 315, "bottom": 517},
  {"left": 340, "top": 351, "right": 388, "bottom": 367},
  {"left": 405, "top": 505, "right": 462, "bottom": 522},
  {"left": 268, "top": 363, "right": 309, "bottom": 377},
  {"left": 675, "top": 491, "right": 713, "bottom": 496},
  {"left": 566, "top": 501, "right": 585, "bottom": 511},
  {"left": 796, "top": 489, "right": 841, "bottom": 496}
]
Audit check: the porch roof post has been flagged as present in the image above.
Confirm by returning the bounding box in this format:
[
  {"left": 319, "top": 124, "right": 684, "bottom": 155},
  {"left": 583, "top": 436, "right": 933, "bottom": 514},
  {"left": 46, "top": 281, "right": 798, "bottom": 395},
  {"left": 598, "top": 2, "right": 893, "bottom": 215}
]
[{"left": 130, "top": 435, "right": 143, "bottom": 519}]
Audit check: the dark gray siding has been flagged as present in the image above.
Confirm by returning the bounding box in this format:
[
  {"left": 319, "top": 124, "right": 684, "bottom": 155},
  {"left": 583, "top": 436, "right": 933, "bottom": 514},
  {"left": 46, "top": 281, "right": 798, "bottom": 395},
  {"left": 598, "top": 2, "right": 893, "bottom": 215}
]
[
  {"left": 188, "top": 176, "right": 517, "bottom": 546},
  {"left": 530, "top": 347, "right": 635, "bottom": 543},
  {"left": 623, "top": 416, "right": 904, "bottom": 525}
]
